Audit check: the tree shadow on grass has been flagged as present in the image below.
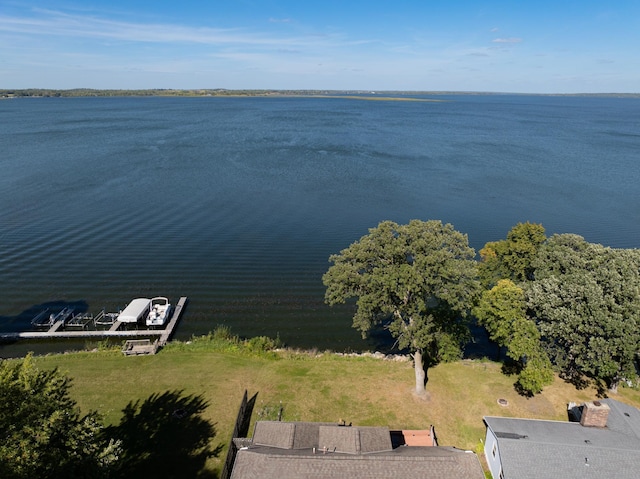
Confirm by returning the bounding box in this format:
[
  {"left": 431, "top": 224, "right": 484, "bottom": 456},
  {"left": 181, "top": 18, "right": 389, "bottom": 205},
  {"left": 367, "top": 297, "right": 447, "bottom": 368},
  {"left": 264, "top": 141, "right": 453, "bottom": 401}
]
[
  {"left": 106, "top": 390, "right": 222, "bottom": 479},
  {"left": 500, "top": 359, "right": 521, "bottom": 377}
]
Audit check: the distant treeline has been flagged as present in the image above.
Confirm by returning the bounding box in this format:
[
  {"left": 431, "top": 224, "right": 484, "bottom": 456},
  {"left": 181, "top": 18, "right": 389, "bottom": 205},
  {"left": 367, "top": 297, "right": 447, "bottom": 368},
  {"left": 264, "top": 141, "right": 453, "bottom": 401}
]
[
  {"left": 2, "top": 89, "right": 639, "bottom": 99},
  {"left": 0, "top": 88, "right": 304, "bottom": 98}
]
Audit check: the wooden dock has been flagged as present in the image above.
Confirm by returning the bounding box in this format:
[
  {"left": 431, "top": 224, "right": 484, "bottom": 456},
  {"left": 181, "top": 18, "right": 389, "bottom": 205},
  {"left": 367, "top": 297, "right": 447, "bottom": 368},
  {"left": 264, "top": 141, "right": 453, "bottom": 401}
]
[
  {"left": 120, "top": 298, "right": 187, "bottom": 355},
  {"left": 0, "top": 297, "right": 188, "bottom": 347},
  {"left": 158, "top": 296, "right": 187, "bottom": 346}
]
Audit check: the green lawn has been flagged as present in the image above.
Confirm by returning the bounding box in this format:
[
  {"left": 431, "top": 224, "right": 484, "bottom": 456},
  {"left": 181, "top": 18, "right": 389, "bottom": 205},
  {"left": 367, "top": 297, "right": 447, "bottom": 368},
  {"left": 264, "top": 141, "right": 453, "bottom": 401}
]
[{"left": 31, "top": 341, "right": 640, "bottom": 476}]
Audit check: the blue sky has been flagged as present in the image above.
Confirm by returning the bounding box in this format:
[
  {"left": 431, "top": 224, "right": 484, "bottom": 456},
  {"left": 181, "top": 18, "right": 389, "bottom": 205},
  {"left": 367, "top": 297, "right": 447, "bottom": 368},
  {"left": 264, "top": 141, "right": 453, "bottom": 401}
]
[{"left": 2, "top": 1, "right": 639, "bottom": 92}]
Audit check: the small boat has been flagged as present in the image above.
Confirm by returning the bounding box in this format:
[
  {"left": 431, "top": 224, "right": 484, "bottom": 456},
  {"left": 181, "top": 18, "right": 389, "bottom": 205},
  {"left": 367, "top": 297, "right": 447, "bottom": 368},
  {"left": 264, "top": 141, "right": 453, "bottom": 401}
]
[{"left": 146, "top": 297, "right": 172, "bottom": 327}]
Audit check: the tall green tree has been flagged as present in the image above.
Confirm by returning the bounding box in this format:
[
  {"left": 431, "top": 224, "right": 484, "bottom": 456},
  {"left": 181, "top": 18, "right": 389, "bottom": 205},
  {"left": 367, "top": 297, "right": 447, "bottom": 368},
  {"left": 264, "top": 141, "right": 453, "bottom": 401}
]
[
  {"left": 0, "top": 354, "right": 118, "bottom": 479},
  {"left": 473, "top": 279, "right": 553, "bottom": 395},
  {"left": 323, "top": 220, "right": 479, "bottom": 395},
  {"left": 527, "top": 234, "right": 640, "bottom": 392},
  {"left": 478, "top": 222, "right": 546, "bottom": 287},
  {"left": 474, "top": 279, "right": 527, "bottom": 349}
]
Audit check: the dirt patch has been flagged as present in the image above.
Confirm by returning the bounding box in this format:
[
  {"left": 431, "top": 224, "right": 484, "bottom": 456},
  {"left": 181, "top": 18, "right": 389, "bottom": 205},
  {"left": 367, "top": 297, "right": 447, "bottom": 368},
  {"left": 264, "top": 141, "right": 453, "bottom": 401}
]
[{"left": 412, "top": 388, "right": 432, "bottom": 402}]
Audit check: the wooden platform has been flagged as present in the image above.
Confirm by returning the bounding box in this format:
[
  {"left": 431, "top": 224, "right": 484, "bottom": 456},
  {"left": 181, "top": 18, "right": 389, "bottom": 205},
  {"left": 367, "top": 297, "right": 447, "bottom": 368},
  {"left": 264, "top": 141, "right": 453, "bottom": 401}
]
[
  {"left": 0, "top": 297, "right": 188, "bottom": 346},
  {"left": 122, "top": 339, "right": 159, "bottom": 356}
]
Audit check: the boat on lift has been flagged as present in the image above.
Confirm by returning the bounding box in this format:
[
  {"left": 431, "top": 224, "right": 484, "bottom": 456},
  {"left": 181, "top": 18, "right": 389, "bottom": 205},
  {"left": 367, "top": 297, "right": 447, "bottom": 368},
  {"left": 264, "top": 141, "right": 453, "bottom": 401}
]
[
  {"left": 117, "top": 298, "right": 151, "bottom": 324},
  {"left": 146, "top": 297, "right": 172, "bottom": 327}
]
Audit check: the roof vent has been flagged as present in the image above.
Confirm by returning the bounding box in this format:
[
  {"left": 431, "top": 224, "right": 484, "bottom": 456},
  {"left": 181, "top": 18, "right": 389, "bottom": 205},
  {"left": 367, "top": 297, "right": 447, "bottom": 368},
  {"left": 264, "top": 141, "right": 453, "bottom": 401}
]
[{"left": 580, "top": 401, "right": 610, "bottom": 428}]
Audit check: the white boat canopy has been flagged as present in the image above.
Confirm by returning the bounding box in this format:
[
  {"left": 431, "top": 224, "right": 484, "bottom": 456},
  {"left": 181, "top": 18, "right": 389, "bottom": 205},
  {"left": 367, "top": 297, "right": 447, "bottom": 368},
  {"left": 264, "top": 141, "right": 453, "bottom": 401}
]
[{"left": 117, "top": 298, "right": 151, "bottom": 323}]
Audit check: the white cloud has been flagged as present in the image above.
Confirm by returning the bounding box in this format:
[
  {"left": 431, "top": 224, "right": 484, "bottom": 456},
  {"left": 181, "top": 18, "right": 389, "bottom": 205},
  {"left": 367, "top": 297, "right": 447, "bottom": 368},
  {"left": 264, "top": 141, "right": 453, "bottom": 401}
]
[
  {"left": 492, "top": 37, "right": 522, "bottom": 44},
  {"left": 0, "top": 9, "right": 328, "bottom": 48}
]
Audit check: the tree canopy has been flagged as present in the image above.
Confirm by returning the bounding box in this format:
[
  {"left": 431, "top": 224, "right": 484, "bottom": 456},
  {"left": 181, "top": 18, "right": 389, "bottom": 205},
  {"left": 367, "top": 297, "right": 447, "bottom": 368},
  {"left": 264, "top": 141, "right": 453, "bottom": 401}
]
[
  {"left": 0, "top": 356, "right": 220, "bottom": 478},
  {"left": 527, "top": 234, "right": 640, "bottom": 392},
  {"left": 0, "top": 354, "right": 117, "bottom": 479},
  {"left": 477, "top": 225, "right": 640, "bottom": 395},
  {"left": 473, "top": 279, "right": 553, "bottom": 394},
  {"left": 323, "top": 219, "right": 479, "bottom": 394},
  {"left": 478, "top": 222, "right": 546, "bottom": 287}
]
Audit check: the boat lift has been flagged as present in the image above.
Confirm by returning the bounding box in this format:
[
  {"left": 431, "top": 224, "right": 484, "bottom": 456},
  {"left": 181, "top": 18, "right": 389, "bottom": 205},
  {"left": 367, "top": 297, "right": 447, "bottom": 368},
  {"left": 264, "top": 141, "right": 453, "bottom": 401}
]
[{"left": 31, "top": 307, "right": 73, "bottom": 328}]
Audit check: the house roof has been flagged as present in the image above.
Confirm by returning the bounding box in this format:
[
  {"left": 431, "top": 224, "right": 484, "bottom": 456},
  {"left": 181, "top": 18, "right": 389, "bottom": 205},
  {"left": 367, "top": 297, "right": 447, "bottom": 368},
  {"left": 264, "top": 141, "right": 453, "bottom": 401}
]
[
  {"left": 484, "top": 398, "right": 640, "bottom": 479},
  {"left": 231, "top": 421, "right": 484, "bottom": 479},
  {"left": 251, "top": 421, "right": 395, "bottom": 454},
  {"left": 231, "top": 445, "right": 483, "bottom": 479}
]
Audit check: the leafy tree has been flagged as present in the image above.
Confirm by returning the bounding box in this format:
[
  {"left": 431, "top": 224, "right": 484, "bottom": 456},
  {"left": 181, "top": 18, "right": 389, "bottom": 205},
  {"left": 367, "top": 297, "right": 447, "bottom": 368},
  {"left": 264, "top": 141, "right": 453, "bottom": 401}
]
[
  {"left": 515, "top": 353, "right": 554, "bottom": 396},
  {"left": 527, "top": 234, "right": 640, "bottom": 392},
  {"left": 473, "top": 279, "right": 553, "bottom": 394},
  {"left": 323, "top": 219, "right": 479, "bottom": 394},
  {"left": 0, "top": 354, "right": 118, "bottom": 479},
  {"left": 478, "top": 222, "right": 546, "bottom": 287},
  {"left": 0, "top": 359, "right": 220, "bottom": 478},
  {"left": 474, "top": 279, "right": 527, "bottom": 349}
]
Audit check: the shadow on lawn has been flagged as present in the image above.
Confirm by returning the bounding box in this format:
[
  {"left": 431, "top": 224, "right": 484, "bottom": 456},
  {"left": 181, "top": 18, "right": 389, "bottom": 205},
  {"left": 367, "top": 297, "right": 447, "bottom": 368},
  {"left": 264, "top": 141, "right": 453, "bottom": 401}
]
[{"left": 106, "top": 390, "right": 222, "bottom": 479}]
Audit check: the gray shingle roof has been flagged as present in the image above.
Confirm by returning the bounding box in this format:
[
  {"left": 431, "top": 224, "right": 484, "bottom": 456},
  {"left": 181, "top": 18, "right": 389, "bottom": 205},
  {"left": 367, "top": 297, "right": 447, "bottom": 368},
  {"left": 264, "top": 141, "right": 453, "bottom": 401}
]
[
  {"left": 484, "top": 398, "right": 640, "bottom": 479},
  {"left": 602, "top": 397, "right": 640, "bottom": 438},
  {"left": 231, "top": 445, "right": 484, "bottom": 479},
  {"left": 252, "top": 421, "right": 393, "bottom": 454},
  {"left": 318, "top": 425, "right": 393, "bottom": 454},
  {"left": 231, "top": 421, "right": 484, "bottom": 479}
]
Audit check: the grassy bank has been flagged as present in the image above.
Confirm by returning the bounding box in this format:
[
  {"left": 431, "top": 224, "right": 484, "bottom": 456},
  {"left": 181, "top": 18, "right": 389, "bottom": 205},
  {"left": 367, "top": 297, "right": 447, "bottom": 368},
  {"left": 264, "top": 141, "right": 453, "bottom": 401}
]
[{"left": 31, "top": 337, "right": 640, "bottom": 475}]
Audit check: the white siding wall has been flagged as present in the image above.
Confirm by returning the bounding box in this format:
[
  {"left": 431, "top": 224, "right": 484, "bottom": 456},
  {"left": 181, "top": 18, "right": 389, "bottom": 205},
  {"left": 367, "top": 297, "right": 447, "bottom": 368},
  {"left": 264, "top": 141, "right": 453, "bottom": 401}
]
[{"left": 484, "top": 427, "right": 502, "bottom": 479}]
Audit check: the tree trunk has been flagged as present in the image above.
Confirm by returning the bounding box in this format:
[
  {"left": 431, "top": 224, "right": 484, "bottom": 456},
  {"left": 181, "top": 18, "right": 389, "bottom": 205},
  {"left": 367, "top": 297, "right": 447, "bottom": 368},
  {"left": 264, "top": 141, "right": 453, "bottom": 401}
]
[{"left": 414, "top": 349, "right": 427, "bottom": 395}]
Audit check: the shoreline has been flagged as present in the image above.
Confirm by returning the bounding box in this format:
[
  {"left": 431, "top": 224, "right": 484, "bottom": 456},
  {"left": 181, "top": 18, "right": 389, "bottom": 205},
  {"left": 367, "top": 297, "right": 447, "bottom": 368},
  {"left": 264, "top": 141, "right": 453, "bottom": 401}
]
[{"left": 2, "top": 89, "right": 639, "bottom": 99}]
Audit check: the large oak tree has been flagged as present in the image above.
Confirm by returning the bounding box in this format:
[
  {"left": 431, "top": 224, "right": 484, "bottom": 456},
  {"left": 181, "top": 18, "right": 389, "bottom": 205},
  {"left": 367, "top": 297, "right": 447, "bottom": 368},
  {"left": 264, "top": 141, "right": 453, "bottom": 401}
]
[
  {"left": 527, "top": 234, "right": 640, "bottom": 392},
  {"left": 323, "top": 220, "right": 479, "bottom": 394}
]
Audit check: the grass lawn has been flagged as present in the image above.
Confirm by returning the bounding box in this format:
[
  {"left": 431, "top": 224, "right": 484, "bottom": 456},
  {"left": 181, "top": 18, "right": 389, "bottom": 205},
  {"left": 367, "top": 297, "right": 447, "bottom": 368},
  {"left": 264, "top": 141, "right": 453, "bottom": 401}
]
[{"left": 32, "top": 342, "right": 640, "bottom": 476}]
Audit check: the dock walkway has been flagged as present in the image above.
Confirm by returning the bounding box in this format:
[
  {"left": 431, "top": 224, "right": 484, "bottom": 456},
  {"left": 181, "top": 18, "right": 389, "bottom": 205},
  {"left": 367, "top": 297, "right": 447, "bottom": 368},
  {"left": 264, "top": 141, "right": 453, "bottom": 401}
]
[
  {"left": 48, "top": 320, "right": 65, "bottom": 333},
  {"left": 159, "top": 296, "right": 187, "bottom": 346}
]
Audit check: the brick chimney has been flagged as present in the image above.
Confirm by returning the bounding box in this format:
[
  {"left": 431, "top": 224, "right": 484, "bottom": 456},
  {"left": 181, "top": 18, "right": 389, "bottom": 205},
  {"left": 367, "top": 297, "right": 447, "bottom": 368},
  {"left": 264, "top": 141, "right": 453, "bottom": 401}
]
[{"left": 580, "top": 401, "right": 610, "bottom": 428}]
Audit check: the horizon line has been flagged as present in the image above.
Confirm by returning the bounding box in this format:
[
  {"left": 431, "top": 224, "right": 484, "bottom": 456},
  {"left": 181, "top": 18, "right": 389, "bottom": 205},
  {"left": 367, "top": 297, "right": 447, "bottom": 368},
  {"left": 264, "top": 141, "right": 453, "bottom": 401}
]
[{"left": 2, "top": 88, "right": 639, "bottom": 97}]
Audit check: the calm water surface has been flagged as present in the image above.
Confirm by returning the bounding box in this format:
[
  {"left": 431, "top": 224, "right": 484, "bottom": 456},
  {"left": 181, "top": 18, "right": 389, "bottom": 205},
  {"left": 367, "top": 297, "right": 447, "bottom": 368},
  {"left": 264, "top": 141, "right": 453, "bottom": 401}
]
[{"left": 1, "top": 95, "right": 639, "bottom": 354}]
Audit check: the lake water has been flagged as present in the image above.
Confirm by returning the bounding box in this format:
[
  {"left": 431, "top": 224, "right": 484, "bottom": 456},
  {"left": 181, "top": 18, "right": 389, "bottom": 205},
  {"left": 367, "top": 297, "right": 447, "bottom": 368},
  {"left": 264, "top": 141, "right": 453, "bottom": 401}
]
[{"left": 1, "top": 94, "right": 639, "bottom": 355}]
